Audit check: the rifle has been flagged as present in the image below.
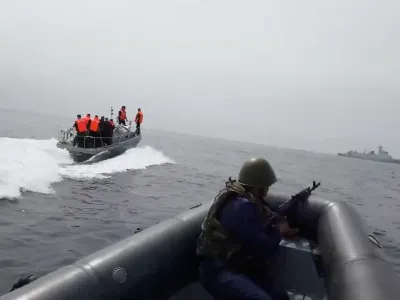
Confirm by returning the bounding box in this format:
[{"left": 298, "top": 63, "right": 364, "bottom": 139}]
[{"left": 267, "top": 181, "right": 321, "bottom": 227}]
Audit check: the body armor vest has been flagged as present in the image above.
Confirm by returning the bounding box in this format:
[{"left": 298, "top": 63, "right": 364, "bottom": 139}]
[{"left": 196, "top": 179, "right": 273, "bottom": 262}]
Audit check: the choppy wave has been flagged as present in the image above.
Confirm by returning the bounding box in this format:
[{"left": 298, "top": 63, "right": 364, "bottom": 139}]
[{"left": 0, "top": 137, "right": 174, "bottom": 199}]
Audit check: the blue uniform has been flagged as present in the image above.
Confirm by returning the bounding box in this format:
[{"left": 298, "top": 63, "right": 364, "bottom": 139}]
[{"left": 199, "top": 196, "right": 288, "bottom": 300}]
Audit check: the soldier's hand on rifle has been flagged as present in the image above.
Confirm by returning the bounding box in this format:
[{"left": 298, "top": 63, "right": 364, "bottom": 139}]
[{"left": 277, "top": 219, "right": 299, "bottom": 239}]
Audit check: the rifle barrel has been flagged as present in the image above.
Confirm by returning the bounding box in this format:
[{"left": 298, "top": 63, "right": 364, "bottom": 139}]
[{"left": 275, "top": 181, "right": 321, "bottom": 212}]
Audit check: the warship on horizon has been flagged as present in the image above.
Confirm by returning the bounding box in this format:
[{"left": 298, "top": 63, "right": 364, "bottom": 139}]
[{"left": 337, "top": 145, "right": 400, "bottom": 164}]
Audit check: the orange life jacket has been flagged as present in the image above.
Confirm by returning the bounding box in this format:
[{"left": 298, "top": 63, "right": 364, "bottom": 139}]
[
  {"left": 75, "top": 119, "right": 87, "bottom": 133},
  {"left": 83, "top": 115, "right": 91, "bottom": 126},
  {"left": 90, "top": 118, "right": 100, "bottom": 132},
  {"left": 135, "top": 111, "right": 143, "bottom": 123},
  {"left": 119, "top": 110, "right": 127, "bottom": 121}
]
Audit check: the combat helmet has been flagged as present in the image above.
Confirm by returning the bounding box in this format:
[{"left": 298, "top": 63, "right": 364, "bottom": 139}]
[{"left": 237, "top": 158, "right": 277, "bottom": 188}]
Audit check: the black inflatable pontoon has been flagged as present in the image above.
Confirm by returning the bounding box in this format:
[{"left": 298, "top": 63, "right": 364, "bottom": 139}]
[{"left": 1, "top": 194, "right": 399, "bottom": 300}]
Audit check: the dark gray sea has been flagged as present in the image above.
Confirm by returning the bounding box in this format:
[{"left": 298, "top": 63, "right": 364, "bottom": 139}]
[{"left": 0, "top": 108, "right": 399, "bottom": 295}]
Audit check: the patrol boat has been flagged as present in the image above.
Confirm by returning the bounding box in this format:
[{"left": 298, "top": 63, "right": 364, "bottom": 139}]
[
  {"left": 56, "top": 122, "right": 141, "bottom": 162},
  {"left": 2, "top": 183, "right": 399, "bottom": 300},
  {"left": 337, "top": 145, "right": 400, "bottom": 164}
]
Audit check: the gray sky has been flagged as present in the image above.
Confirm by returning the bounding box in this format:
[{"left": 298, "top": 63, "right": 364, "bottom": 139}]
[{"left": 1, "top": 0, "right": 399, "bottom": 155}]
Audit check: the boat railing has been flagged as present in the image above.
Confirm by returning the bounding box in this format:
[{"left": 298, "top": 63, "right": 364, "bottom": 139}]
[{"left": 57, "top": 128, "right": 140, "bottom": 149}]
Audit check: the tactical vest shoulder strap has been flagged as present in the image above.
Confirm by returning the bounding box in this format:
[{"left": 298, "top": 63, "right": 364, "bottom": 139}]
[
  {"left": 224, "top": 179, "right": 265, "bottom": 214},
  {"left": 212, "top": 179, "right": 261, "bottom": 216}
]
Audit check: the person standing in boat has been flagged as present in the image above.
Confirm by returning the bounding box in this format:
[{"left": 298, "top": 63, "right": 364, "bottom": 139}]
[
  {"left": 82, "top": 113, "right": 91, "bottom": 129},
  {"left": 88, "top": 115, "right": 101, "bottom": 148},
  {"left": 99, "top": 116, "right": 105, "bottom": 142},
  {"left": 102, "top": 117, "right": 113, "bottom": 145},
  {"left": 134, "top": 108, "right": 143, "bottom": 135},
  {"left": 197, "top": 158, "right": 298, "bottom": 300},
  {"left": 118, "top": 106, "right": 128, "bottom": 125},
  {"left": 109, "top": 118, "right": 115, "bottom": 128},
  {"left": 73, "top": 114, "right": 87, "bottom": 147}
]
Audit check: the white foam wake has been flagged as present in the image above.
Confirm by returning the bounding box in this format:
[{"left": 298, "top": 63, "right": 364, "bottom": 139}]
[
  {"left": 60, "top": 146, "right": 174, "bottom": 180},
  {"left": 0, "top": 137, "right": 174, "bottom": 199}
]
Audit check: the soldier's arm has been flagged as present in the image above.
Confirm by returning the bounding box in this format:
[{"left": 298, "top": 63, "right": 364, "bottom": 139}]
[{"left": 220, "top": 197, "right": 282, "bottom": 261}]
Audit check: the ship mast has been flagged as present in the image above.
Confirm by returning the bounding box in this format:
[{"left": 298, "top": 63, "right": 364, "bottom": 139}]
[{"left": 378, "top": 145, "right": 383, "bottom": 154}]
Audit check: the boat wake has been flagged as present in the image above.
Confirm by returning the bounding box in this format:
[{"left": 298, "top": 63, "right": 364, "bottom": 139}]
[{"left": 0, "top": 137, "right": 174, "bottom": 200}]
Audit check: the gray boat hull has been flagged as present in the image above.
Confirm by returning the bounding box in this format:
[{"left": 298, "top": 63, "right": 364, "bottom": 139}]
[
  {"left": 1, "top": 192, "right": 399, "bottom": 300},
  {"left": 57, "top": 134, "right": 141, "bottom": 162},
  {"left": 56, "top": 123, "right": 142, "bottom": 162},
  {"left": 337, "top": 153, "right": 400, "bottom": 164}
]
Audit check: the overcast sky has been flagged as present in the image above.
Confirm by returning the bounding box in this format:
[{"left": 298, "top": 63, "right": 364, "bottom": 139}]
[{"left": 0, "top": 0, "right": 399, "bottom": 155}]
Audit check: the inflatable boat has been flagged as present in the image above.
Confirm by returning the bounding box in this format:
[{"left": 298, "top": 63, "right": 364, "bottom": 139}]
[
  {"left": 1, "top": 193, "right": 399, "bottom": 300},
  {"left": 56, "top": 123, "right": 141, "bottom": 162}
]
